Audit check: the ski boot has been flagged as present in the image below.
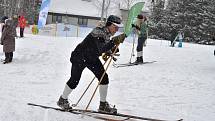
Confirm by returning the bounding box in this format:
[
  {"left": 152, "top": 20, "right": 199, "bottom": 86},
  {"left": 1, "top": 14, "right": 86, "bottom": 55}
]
[
  {"left": 98, "top": 101, "right": 117, "bottom": 114},
  {"left": 57, "top": 96, "right": 72, "bottom": 110},
  {"left": 134, "top": 57, "right": 143, "bottom": 64}
]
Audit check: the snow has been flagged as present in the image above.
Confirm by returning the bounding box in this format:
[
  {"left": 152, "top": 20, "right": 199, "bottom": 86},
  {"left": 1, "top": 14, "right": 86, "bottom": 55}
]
[{"left": 0, "top": 32, "right": 215, "bottom": 121}]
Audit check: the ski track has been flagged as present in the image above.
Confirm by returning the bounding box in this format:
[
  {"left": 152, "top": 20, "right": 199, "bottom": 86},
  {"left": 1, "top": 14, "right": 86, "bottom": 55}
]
[{"left": 0, "top": 34, "right": 215, "bottom": 121}]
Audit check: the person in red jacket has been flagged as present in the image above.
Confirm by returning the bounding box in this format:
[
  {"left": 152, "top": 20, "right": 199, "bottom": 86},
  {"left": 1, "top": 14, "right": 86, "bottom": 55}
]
[{"left": 18, "top": 16, "right": 26, "bottom": 37}]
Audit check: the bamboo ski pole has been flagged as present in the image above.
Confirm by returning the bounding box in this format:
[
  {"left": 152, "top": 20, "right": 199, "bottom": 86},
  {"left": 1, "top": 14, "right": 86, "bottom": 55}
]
[
  {"left": 72, "top": 57, "right": 110, "bottom": 107},
  {"left": 72, "top": 76, "right": 96, "bottom": 107},
  {"left": 85, "top": 44, "right": 119, "bottom": 110},
  {"left": 129, "top": 31, "right": 136, "bottom": 63}
]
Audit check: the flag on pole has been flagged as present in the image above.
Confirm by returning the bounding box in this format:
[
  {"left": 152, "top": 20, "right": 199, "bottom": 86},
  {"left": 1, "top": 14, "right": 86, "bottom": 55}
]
[
  {"left": 37, "top": 0, "right": 51, "bottom": 29},
  {"left": 124, "top": 2, "right": 145, "bottom": 36}
]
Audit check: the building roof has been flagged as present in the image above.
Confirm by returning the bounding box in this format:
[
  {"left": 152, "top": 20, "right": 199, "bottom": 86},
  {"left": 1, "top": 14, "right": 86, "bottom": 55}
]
[{"left": 48, "top": 0, "right": 120, "bottom": 18}]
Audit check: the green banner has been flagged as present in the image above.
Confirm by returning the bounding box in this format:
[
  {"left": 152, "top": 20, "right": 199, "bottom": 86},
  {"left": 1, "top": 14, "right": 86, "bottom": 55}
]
[{"left": 124, "top": 2, "right": 145, "bottom": 36}]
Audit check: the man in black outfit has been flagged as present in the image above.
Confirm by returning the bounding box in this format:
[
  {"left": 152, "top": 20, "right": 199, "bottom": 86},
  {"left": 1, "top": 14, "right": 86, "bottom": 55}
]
[
  {"left": 170, "top": 26, "right": 178, "bottom": 47},
  {"left": 57, "top": 15, "right": 126, "bottom": 113}
]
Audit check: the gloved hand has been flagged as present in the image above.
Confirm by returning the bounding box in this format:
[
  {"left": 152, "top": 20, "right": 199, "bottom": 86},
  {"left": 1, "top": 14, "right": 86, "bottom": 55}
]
[
  {"left": 102, "top": 52, "right": 117, "bottom": 62},
  {"left": 102, "top": 53, "right": 110, "bottom": 62},
  {"left": 131, "top": 24, "right": 140, "bottom": 30},
  {"left": 112, "top": 33, "right": 126, "bottom": 45},
  {"left": 131, "top": 24, "right": 136, "bottom": 28}
]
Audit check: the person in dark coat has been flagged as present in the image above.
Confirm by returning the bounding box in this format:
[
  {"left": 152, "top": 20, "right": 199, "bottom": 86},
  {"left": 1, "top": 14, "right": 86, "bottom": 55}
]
[
  {"left": 57, "top": 15, "right": 126, "bottom": 113},
  {"left": 1, "top": 19, "right": 17, "bottom": 64},
  {"left": 170, "top": 26, "right": 178, "bottom": 47}
]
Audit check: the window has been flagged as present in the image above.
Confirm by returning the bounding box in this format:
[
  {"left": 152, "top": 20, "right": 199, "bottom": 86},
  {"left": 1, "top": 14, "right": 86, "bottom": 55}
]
[
  {"left": 82, "top": 0, "right": 91, "bottom": 2},
  {"left": 78, "top": 17, "right": 88, "bottom": 26},
  {"left": 52, "top": 15, "right": 62, "bottom": 23},
  {"left": 56, "top": 16, "right": 62, "bottom": 23}
]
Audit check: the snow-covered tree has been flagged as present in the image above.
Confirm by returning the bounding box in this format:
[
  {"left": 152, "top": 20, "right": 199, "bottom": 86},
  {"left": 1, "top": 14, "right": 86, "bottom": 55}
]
[
  {"left": 92, "top": 0, "right": 123, "bottom": 20},
  {"left": 150, "top": 0, "right": 215, "bottom": 44},
  {"left": 148, "top": 0, "right": 168, "bottom": 39},
  {"left": 0, "top": 0, "right": 40, "bottom": 24}
]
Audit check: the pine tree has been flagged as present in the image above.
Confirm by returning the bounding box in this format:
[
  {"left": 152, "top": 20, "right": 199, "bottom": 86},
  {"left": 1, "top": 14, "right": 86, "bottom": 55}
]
[
  {"left": 149, "top": 0, "right": 169, "bottom": 39},
  {"left": 150, "top": 0, "right": 215, "bottom": 44}
]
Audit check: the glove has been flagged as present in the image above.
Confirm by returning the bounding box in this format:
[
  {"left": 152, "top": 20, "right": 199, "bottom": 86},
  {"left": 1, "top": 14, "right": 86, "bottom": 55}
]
[
  {"left": 102, "top": 52, "right": 117, "bottom": 62},
  {"left": 112, "top": 33, "right": 126, "bottom": 45},
  {"left": 102, "top": 53, "right": 110, "bottom": 62},
  {"left": 132, "top": 24, "right": 140, "bottom": 30}
]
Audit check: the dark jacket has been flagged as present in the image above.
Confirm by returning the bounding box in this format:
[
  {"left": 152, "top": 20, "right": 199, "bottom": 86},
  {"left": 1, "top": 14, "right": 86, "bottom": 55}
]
[
  {"left": 70, "top": 26, "right": 115, "bottom": 63},
  {"left": 1, "top": 20, "right": 16, "bottom": 52}
]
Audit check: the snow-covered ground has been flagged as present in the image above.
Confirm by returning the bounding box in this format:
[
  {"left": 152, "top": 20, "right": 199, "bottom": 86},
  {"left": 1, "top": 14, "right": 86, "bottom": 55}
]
[{"left": 0, "top": 34, "right": 214, "bottom": 121}]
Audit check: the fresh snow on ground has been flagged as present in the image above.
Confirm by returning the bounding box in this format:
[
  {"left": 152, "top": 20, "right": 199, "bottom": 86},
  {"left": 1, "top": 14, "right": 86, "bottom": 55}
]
[{"left": 0, "top": 34, "right": 214, "bottom": 121}]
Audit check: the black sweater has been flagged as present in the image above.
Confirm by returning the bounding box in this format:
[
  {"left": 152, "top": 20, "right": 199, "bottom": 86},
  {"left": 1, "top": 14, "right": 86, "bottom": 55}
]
[{"left": 71, "top": 26, "right": 115, "bottom": 62}]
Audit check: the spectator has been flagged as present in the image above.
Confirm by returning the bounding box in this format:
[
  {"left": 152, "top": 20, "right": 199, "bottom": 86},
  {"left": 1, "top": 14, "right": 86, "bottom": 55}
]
[
  {"left": 18, "top": 16, "right": 26, "bottom": 37},
  {"left": 1, "top": 19, "right": 17, "bottom": 64}
]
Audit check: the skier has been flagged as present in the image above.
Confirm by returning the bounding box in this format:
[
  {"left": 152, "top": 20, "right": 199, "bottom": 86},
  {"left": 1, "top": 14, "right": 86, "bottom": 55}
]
[
  {"left": 0, "top": 19, "right": 17, "bottom": 64},
  {"left": 131, "top": 14, "right": 148, "bottom": 64},
  {"left": 177, "top": 31, "right": 183, "bottom": 47},
  {"left": 170, "top": 26, "right": 178, "bottom": 47},
  {"left": 57, "top": 15, "right": 126, "bottom": 113}
]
